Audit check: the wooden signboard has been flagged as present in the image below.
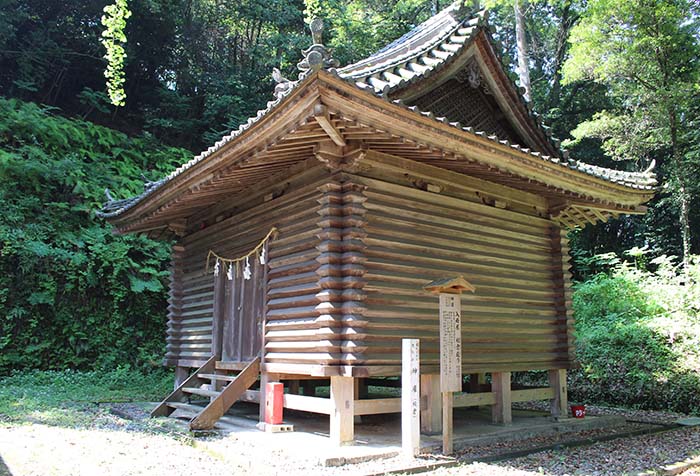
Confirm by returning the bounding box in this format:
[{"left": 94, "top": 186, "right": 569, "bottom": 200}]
[
  {"left": 439, "top": 293, "right": 462, "bottom": 393},
  {"left": 424, "top": 276, "right": 474, "bottom": 456}
]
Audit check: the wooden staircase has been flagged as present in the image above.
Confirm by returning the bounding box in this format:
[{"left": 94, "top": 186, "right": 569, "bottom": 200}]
[{"left": 151, "top": 356, "right": 260, "bottom": 430}]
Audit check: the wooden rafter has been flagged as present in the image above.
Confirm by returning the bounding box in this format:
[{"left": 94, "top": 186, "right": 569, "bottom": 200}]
[{"left": 314, "top": 104, "right": 346, "bottom": 147}]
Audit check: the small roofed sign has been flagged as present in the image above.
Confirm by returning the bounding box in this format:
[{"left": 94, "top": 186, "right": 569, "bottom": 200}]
[{"left": 424, "top": 276, "right": 475, "bottom": 393}]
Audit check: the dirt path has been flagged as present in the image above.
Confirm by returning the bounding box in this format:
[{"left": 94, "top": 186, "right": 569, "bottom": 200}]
[
  {"left": 0, "top": 424, "right": 256, "bottom": 476},
  {"left": 1, "top": 404, "right": 699, "bottom": 476}
]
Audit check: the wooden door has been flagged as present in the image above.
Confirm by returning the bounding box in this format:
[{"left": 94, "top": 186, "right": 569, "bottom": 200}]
[{"left": 211, "top": 248, "right": 266, "bottom": 363}]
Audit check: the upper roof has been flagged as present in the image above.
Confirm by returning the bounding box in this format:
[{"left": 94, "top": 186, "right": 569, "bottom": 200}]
[
  {"left": 337, "top": 4, "right": 560, "bottom": 156},
  {"left": 339, "top": 2, "right": 477, "bottom": 80},
  {"left": 98, "top": 2, "right": 656, "bottom": 232}
]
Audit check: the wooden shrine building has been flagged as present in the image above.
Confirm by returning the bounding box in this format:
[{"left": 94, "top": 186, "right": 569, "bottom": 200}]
[{"left": 99, "top": 3, "right": 655, "bottom": 444}]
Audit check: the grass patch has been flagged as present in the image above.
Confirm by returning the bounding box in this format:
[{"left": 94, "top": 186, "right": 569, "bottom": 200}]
[{"left": 0, "top": 367, "right": 173, "bottom": 428}]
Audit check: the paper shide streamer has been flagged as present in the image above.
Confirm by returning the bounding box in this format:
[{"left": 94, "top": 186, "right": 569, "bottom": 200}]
[{"left": 205, "top": 227, "right": 278, "bottom": 281}]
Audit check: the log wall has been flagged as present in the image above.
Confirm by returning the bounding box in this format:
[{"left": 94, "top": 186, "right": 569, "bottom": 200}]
[
  {"left": 164, "top": 153, "right": 575, "bottom": 376},
  {"left": 345, "top": 155, "right": 575, "bottom": 375},
  {"left": 165, "top": 166, "right": 328, "bottom": 369}
]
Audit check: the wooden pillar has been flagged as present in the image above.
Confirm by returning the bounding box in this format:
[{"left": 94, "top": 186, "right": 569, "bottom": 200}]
[
  {"left": 288, "top": 380, "right": 300, "bottom": 395},
  {"left": 491, "top": 372, "right": 512, "bottom": 424},
  {"left": 330, "top": 376, "right": 354, "bottom": 445},
  {"left": 353, "top": 378, "right": 362, "bottom": 424},
  {"left": 548, "top": 369, "right": 568, "bottom": 418},
  {"left": 211, "top": 270, "right": 226, "bottom": 359},
  {"left": 174, "top": 366, "right": 189, "bottom": 391},
  {"left": 301, "top": 380, "right": 316, "bottom": 397},
  {"left": 420, "top": 374, "right": 442, "bottom": 434},
  {"left": 356, "top": 378, "right": 369, "bottom": 399}
]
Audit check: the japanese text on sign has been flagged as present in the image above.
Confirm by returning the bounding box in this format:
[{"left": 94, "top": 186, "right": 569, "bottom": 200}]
[{"left": 439, "top": 293, "right": 462, "bottom": 392}]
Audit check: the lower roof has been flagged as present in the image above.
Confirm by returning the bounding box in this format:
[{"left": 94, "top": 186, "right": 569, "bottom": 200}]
[{"left": 98, "top": 71, "right": 655, "bottom": 236}]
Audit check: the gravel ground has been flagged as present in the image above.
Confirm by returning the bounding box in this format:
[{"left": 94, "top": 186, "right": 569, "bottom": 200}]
[
  {"left": 0, "top": 402, "right": 698, "bottom": 476},
  {"left": 424, "top": 426, "right": 700, "bottom": 475},
  {"left": 451, "top": 421, "right": 654, "bottom": 460},
  {"left": 513, "top": 400, "right": 688, "bottom": 425}
]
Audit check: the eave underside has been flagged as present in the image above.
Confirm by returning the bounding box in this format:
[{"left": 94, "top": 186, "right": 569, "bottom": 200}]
[{"left": 109, "top": 107, "right": 652, "bottom": 236}]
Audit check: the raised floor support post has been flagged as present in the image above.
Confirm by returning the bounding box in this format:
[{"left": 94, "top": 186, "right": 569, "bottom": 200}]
[
  {"left": 548, "top": 369, "right": 568, "bottom": 418},
  {"left": 353, "top": 378, "right": 363, "bottom": 424},
  {"left": 288, "top": 380, "right": 300, "bottom": 395},
  {"left": 491, "top": 371, "right": 512, "bottom": 424},
  {"left": 330, "top": 376, "right": 354, "bottom": 445},
  {"left": 420, "top": 374, "right": 442, "bottom": 434},
  {"left": 174, "top": 366, "right": 189, "bottom": 391},
  {"left": 469, "top": 373, "right": 486, "bottom": 393},
  {"left": 301, "top": 380, "right": 316, "bottom": 396}
]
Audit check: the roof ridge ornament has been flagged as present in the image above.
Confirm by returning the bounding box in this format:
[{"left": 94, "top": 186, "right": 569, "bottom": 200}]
[
  {"left": 450, "top": 0, "right": 478, "bottom": 20},
  {"left": 297, "top": 18, "right": 339, "bottom": 77},
  {"left": 272, "top": 68, "right": 294, "bottom": 100}
]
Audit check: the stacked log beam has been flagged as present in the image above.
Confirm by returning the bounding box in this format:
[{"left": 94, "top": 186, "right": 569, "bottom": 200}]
[{"left": 164, "top": 244, "right": 186, "bottom": 365}]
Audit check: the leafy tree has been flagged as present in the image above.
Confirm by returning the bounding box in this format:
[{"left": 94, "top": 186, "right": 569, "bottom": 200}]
[
  {"left": 562, "top": 0, "right": 700, "bottom": 270},
  {"left": 100, "top": 0, "right": 132, "bottom": 106}
]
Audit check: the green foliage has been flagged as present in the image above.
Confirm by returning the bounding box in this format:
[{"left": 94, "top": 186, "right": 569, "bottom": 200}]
[
  {"left": 0, "top": 97, "right": 190, "bottom": 374},
  {"left": 0, "top": 368, "right": 173, "bottom": 427},
  {"left": 570, "top": 256, "right": 700, "bottom": 413},
  {"left": 101, "top": 0, "right": 132, "bottom": 106}
]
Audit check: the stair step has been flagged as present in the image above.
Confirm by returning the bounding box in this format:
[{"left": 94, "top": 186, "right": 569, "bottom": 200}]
[
  {"left": 166, "top": 402, "right": 258, "bottom": 430},
  {"left": 215, "top": 361, "right": 249, "bottom": 371},
  {"left": 182, "top": 387, "right": 221, "bottom": 398},
  {"left": 166, "top": 402, "right": 206, "bottom": 413},
  {"left": 198, "top": 373, "right": 239, "bottom": 381}
]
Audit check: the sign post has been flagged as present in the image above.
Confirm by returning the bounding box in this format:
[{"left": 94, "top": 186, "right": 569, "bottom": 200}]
[{"left": 424, "top": 276, "right": 475, "bottom": 455}]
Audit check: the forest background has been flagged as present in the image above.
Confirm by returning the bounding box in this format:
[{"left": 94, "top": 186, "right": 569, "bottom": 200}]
[{"left": 0, "top": 0, "right": 699, "bottom": 413}]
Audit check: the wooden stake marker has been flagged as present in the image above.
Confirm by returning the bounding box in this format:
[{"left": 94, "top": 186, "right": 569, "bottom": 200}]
[
  {"left": 402, "top": 338, "right": 420, "bottom": 457},
  {"left": 424, "top": 276, "right": 475, "bottom": 455}
]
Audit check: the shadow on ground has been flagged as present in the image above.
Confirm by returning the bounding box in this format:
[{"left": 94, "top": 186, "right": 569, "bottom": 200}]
[{"left": 0, "top": 454, "right": 12, "bottom": 476}]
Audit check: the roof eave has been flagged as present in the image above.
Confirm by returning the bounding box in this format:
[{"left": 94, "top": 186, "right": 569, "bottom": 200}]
[
  {"left": 103, "top": 69, "right": 655, "bottom": 233},
  {"left": 317, "top": 72, "right": 655, "bottom": 206},
  {"left": 104, "top": 73, "right": 325, "bottom": 228}
]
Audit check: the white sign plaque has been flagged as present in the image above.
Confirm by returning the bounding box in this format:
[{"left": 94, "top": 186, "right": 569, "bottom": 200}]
[{"left": 439, "top": 293, "right": 462, "bottom": 392}]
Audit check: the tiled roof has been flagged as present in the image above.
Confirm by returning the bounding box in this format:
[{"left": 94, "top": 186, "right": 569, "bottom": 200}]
[
  {"left": 98, "top": 3, "right": 656, "bottom": 220},
  {"left": 338, "top": 2, "right": 478, "bottom": 82},
  {"left": 338, "top": 4, "right": 485, "bottom": 92},
  {"left": 337, "top": 5, "right": 566, "bottom": 156},
  {"left": 383, "top": 98, "right": 656, "bottom": 189}
]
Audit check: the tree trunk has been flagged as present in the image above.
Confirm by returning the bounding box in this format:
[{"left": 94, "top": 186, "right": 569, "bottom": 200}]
[
  {"left": 680, "top": 185, "right": 691, "bottom": 273},
  {"left": 514, "top": 0, "right": 531, "bottom": 102},
  {"left": 668, "top": 107, "right": 692, "bottom": 274},
  {"left": 548, "top": 2, "right": 577, "bottom": 110}
]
